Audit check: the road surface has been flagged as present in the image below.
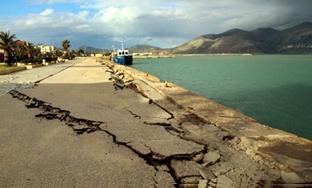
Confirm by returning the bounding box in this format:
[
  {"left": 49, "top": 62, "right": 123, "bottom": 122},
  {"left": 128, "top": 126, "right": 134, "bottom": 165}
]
[{"left": 0, "top": 58, "right": 310, "bottom": 187}]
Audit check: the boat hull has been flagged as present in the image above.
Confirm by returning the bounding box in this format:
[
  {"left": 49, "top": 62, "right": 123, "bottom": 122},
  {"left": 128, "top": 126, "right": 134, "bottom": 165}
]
[{"left": 113, "top": 55, "right": 133, "bottom": 65}]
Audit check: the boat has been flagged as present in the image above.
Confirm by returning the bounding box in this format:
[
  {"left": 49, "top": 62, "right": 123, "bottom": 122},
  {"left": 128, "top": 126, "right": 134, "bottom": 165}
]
[{"left": 111, "top": 43, "right": 133, "bottom": 65}]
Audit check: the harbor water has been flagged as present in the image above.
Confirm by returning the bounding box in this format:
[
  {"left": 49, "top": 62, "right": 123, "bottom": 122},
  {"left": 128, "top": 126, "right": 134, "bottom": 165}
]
[{"left": 133, "top": 55, "right": 312, "bottom": 139}]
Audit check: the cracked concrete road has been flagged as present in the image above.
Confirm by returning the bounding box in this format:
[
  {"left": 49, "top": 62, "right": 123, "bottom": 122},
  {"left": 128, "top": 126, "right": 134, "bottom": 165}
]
[
  {"left": 0, "top": 94, "right": 160, "bottom": 187},
  {"left": 0, "top": 58, "right": 206, "bottom": 187},
  {"left": 2, "top": 57, "right": 310, "bottom": 188},
  {"left": 0, "top": 61, "right": 76, "bottom": 96}
]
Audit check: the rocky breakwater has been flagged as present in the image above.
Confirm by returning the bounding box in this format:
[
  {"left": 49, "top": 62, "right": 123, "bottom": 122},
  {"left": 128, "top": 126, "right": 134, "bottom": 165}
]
[{"left": 102, "top": 59, "right": 312, "bottom": 187}]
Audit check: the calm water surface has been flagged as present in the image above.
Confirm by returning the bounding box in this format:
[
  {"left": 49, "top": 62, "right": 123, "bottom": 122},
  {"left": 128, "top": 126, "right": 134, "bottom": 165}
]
[{"left": 133, "top": 55, "right": 312, "bottom": 139}]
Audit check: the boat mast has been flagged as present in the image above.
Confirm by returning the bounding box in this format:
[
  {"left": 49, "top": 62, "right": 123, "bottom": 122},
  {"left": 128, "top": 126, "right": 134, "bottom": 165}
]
[{"left": 121, "top": 36, "right": 126, "bottom": 50}]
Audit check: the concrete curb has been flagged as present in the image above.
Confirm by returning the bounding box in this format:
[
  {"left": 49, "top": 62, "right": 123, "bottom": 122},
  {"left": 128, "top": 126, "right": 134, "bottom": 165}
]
[
  {"left": 104, "top": 60, "right": 312, "bottom": 181},
  {"left": 0, "top": 67, "right": 26, "bottom": 75},
  {"left": 0, "top": 62, "right": 67, "bottom": 76}
]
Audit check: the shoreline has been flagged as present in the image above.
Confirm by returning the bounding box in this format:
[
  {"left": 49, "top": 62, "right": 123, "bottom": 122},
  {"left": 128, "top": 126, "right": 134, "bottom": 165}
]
[
  {"left": 177, "top": 53, "right": 253, "bottom": 56},
  {"left": 176, "top": 53, "right": 312, "bottom": 56},
  {"left": 132, "top": 54, "right": 312, "bottom": 139},
  {"left": 102, "top": 58, "right": 312, "bottom": 181},
  {"left": 1, "top": 57, "right": 311, "bottom": 187},
  {"left": 133, "top": 55, "right": 176, "bottom": 59}
]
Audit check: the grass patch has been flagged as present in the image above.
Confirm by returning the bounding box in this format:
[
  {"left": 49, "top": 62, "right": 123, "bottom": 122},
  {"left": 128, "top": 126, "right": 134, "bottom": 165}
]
[
  {"left": 0, "top": 64, "right": 18, "bottom": 71},
  {"left": 0, "top": 64, "right": 26, "bottom": 75}
]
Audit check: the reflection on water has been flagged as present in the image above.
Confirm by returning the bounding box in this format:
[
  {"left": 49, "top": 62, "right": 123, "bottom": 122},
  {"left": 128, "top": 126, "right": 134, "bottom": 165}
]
[
  {"left": 133, "top": 55, "right": 312, "bottom": 139},
  {"left": 223, "top": 83, "right": 312, "bottom": 138}
]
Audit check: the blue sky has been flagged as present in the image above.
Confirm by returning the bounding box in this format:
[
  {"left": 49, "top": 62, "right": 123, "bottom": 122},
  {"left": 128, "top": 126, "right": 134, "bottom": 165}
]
[
  {"left": 1, "top": 0, "right": 312, "bottom": 49},
  {"left": 1, "top": 0, "right": 81, "bottom": 17}
]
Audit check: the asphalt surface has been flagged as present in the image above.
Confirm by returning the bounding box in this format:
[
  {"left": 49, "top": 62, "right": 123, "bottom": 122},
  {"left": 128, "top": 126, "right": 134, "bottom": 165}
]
[
  {"left": 0, "top": 58, "right": 196, "bottom": 187},
  {"left": 0, "top": 62, "right": 75, "bottom": 96},
  {"left": 1, "top": 57, "right": 311, "bottom": 188}
]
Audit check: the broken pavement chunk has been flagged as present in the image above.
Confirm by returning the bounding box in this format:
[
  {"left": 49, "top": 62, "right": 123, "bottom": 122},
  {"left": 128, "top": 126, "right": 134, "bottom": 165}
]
[
  {"left": 216, "top": 175, "right": 235, "bottom": 188},
  {"left": 198, "top": 166, "right": 216, "bottom": 180},
  {"left": 180, "top": 176, "right": 201, "bottom": 184},
  {"left": 198, "top": 179, "right": 208, "bottom": 188},
  {"left": 192, "top": 152, "right": 204, "bottom": 162},
  {"left": 203, "top": 151, "right": 221, "bottom": 166},
  {"left": 171, "top": 160, "right": 201, "bottom": 179},
  {"left": 213, "top": 162, "right": 233, "bottom": 176},
  {"left": 179, "top": 184, "right": 198, "bottom": 188}
]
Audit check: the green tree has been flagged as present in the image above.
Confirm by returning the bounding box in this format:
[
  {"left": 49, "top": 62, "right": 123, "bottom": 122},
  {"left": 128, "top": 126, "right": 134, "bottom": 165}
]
[
  {"left": 13, "top": 42, "right": 28, "bottom": 61},
  {"left": 62, "top": 39, "right": 70, "bottom": 57},
  {"left": 24, "top": 43, "right": 37, "bottom": 59},
  {"left": 55, "top": 49, "right": 63, "bottom": 57},
  {"left": 77, "top": 48, "right": 85, "bottom": 56},
  {"left": 0, "top": 31, "right": 16, "bottom": 66}
]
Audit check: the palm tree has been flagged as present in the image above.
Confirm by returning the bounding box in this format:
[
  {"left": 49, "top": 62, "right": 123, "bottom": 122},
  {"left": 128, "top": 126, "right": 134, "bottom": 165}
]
[
  {"left": 77, "top": 49, "right": 85, "bottom": 56},
  {"left": 0, "top": 31, "right": 16, "bottom": 66},
  {"left": 13, "top": 42, "right": 26, "bottom": 61},
  {"left": 62, "top": 39, "right": 70, "bottom": 56},
  {"left": 24, "top": 43, "right": 36, "bottom": 59}
]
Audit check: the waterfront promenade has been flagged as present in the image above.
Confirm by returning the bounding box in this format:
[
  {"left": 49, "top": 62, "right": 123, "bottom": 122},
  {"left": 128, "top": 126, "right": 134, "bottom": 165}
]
[{"left": 0, "top": 57, "right": 311, "bottom": 187}]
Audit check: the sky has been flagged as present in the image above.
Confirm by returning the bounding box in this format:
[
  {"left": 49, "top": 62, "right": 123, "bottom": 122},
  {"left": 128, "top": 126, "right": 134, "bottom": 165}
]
[{"left": 0, "top": 0, "right": 312, "bottom": 49}]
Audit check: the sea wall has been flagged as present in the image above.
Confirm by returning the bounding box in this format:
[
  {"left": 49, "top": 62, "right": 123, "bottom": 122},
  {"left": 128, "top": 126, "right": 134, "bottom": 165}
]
[{"left": 102, "top": 59, "right": 312, "bottom": 182}]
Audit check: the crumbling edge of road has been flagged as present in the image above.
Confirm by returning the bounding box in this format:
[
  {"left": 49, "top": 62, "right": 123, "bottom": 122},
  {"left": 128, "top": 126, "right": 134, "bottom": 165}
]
[{"left": 101, "top": 58, "right": 312, "bottom": 183}]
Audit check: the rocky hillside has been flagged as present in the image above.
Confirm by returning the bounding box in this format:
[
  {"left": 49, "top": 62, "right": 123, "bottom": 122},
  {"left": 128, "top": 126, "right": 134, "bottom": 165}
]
[
  {"left": 78, "top": 46, "right": 104, "bottom": 53},
  {"left": 172, "top": 22, "right": 312, "bottom": 54},
  {"left": 129, "top": 44, "right": 163, "bottom": 53}
]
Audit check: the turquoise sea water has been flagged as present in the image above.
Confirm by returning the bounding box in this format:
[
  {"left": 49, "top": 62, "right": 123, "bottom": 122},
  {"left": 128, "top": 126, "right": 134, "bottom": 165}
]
[{"left": 133, "top": 55, "right": 312, "bottom": 139}]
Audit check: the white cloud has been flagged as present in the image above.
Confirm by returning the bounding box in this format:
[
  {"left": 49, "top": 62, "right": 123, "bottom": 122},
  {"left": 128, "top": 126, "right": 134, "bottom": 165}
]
[
  {"left": 31, "top": 0, "right": 84, "bottom": 4},
  {"left": 2, "top": 9, "right": 98, "bottom": 47},
  {"left": 77, "top": 10, "right": 89, "bottom": 18},
  {"left": 40, "top": 9, "right": 54, "bottom": 16},
  {"left": 2, "top": 0, "right": 312, "bottom": 48}
]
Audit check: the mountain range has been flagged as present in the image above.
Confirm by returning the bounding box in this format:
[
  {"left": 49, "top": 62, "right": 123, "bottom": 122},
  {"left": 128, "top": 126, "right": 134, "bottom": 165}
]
[
  {"left": 133, "top": 22, "right": 312, "bottom": 54},
  {"left": 129, "top": 44, "right": 162, "bottom": 53},
  {"left": 78, "top": 46, "right": 104, "bottom": 53}
]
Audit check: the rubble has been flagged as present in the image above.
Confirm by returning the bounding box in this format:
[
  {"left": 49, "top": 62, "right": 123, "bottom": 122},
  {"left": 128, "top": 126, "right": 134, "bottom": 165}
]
[
  {"left": 198, "top": 180, "right": 208, "bottom": 188},
  {"left": 203, "top": 151, "right": 221, "bottom": 166},
  {"left": 216, "top": 175, "right": 235, "bottom": 188}
]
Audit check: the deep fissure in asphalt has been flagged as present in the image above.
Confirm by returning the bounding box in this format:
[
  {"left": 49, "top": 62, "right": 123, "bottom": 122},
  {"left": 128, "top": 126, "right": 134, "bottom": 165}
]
[{"left": 9, "top": 90, "right": 209, "bottom": 187}]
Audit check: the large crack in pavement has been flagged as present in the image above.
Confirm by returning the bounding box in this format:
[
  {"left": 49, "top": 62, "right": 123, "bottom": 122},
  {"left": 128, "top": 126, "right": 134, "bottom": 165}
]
[
  {"left": 8, "top": 60, "right": 286, "bottom": 187},
  {"left": 6, "top": 60, "right": 298, "bottom": 187},
  {"left": 9, "top": 90, "right": 210, "bottom": 187},
  {"left": 105, "top": 63, "right": 175, "bottom": 121},
  {"left": 103, "top": 62, "right": 299, "bottom": 187}
]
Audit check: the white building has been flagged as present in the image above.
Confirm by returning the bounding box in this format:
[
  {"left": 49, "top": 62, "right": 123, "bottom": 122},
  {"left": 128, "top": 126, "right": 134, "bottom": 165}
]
[{"left": 37, "top": 45, "right": 56, "bottom": 54}]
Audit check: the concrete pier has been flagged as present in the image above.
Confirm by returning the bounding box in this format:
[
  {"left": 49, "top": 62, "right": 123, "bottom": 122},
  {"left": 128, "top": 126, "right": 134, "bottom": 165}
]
[{"left": 0, "top": 57, "right": 311, "bottom": 187}]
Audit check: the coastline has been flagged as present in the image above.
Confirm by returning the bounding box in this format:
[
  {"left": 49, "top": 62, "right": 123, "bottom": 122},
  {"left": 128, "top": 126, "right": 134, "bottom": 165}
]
[
  {"left": 1, "top": 57, "right": 311, "bottom": 187},
  {"left": 102, "top": 58, "right": 312, "bottom": 182},
  {"left": 177, "top": 53, "right": 253, "bottom": 56},
  {"left": 176, "top": 53, "right": 312, "bottom": 56},
  {"left": 132, "top": 54, "right": 312, "bottom": 139},
  {"left": 133, "top": 55, "right": 176, "bottom": 59}
]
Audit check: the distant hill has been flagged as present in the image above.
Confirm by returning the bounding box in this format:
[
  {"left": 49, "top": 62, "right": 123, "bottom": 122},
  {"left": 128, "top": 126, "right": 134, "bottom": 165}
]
[
  {"left": 172, "top": 22, "right": 312, "bottom": 54},
  {"left": 78, "top": 46, "right": 104, "bottom": 53},
  {"left": 129, "top": 44, "right": 162, "bottom": 53}
]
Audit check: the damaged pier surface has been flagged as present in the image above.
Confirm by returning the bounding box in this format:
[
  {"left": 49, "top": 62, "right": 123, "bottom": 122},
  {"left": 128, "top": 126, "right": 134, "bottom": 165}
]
[{"left": 0, "top": 57, "right": 311, "bottom": 187}]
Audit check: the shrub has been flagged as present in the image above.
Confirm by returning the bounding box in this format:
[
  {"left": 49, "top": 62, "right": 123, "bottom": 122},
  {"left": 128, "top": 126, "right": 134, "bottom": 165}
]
[
  {"left": 32, "top": 56, "right": 43, "bottom": 64},
  {"left": 20, "top": 58, "right": 32, "bottom": 64},
  {"left": 63, "top": 53, "right": 76, "bottom": 60}
]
